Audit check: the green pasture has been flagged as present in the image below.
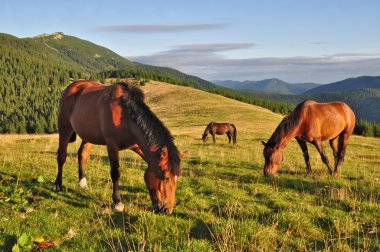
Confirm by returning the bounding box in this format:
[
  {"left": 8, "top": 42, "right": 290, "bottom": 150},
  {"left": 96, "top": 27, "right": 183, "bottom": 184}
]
[{"left": 0, "top": 82, "right": 379, "bottom": 251}]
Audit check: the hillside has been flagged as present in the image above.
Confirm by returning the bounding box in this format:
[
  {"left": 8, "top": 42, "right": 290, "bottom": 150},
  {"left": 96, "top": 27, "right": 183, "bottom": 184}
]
[
  {"left": 32, "top": 32, "right": 135, "bottom": 71},
  {"left": 304, "top": 76, "right": 380, "bottom": 94},
  {"left": 1, "top": 82, "right": 380, "bottom": 251},
  {"left": 214, "top": 79, "right": 319, "bottom": 94}
]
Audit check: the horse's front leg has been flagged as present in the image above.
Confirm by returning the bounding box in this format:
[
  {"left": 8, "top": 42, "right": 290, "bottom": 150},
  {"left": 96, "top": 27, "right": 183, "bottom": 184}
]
[
  {"left": 106, "top": 141, "right": 124, "bottom": 212},
  {"left": 55, "top": 131, "right": 72, "bottom": 191},
  {"left": 212, "top": 133, "right": 216, "bottom": 143},
  {"left": 78, "top": 141, "right": 93, "bottom": 189},
  {"left": 296, "top": 138, "right": 312, "bottom": 173}
]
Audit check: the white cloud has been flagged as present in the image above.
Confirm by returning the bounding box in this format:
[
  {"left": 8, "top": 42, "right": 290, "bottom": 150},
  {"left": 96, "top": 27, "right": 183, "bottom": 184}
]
[{"left": 128, "top": 44, "right": 380, "bottom": 83}]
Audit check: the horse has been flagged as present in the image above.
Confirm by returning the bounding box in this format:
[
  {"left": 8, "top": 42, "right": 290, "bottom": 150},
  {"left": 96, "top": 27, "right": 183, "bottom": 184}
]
[
  {"left": 261, "top": 100, "right": 355, "bottom": 176},
  {"left": 202, "top": 122, "right": 237, "bottom": 144},
  {"left": 55, "top": 80, "right": 185, "bottom": 214}
]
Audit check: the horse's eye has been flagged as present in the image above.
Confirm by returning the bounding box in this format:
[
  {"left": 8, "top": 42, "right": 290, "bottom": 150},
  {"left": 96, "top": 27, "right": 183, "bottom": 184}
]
[{"left": 163, "top": 176, "right": 170, "bottom": 183}]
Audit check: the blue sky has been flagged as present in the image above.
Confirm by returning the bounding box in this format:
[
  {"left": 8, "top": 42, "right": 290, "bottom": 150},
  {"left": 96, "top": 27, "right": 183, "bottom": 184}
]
[{"left": 1, "top": 0, "right": 380, "bottom": 83}]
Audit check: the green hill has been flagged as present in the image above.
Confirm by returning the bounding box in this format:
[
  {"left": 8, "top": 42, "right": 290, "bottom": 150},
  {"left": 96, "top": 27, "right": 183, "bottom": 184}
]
[{"left": 32, "top": 32, "right": 135, "bottom": 71}]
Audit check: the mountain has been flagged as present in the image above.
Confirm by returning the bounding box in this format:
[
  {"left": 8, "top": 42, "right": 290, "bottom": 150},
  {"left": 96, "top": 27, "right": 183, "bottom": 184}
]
[
  {"left": 212, "top": 80, "right": 243, "bottom": 89},
  {"left": 304, "top": 76, "right": 380, "bottom": 94},
  {"left": 31, "top": 32, "right": 135, "bottom": 71},
  {"left": 213, "top": 79, "right": 319, "bottom": 94}
]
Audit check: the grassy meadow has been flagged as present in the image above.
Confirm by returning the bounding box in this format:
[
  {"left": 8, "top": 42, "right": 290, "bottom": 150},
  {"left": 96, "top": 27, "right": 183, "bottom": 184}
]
[{"left": 1, "top": 82, "right": 380, "bottom": 251}]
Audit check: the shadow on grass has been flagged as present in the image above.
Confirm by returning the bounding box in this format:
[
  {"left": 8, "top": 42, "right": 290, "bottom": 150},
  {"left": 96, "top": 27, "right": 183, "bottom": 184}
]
[
  {"left": 0, "top": 170, "right": 99, "bottom": 209},
  {"left": 0, "top": 234, "right": 17, "bottom": 252}
]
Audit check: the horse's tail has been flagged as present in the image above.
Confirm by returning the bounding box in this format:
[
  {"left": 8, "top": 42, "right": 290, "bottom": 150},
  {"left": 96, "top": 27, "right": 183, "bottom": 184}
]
[
  {"left": 231, "top": 124, "right": 237, "bottom": 144},
  {"left": 69, "top": 132, "right": 77, "bottom": 143}
]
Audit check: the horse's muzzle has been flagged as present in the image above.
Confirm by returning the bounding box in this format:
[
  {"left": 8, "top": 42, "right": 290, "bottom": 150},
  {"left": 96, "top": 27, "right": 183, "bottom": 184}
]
[
  {"left": 153, "top": 206, "right": 173, "bottom": 215},
  {"left": 264, "top": 170, "right": 276, "bottom": 177}
]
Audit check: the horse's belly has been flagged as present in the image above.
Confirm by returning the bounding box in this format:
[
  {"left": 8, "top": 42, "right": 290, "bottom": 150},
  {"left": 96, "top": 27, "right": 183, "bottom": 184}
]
[{"left": 70, "top": 113, "right": 106, "bottom": 145}]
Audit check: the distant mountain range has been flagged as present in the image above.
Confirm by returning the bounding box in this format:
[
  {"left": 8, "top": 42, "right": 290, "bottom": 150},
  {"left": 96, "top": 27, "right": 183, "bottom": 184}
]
[
  {"left": 215, "top": 76, "right": 380, "bottom": 95},
  {"left": 304, "top": 76, "right": 380, "bottom": 94},
  {"left": 213, "top": 79, "right": 320, "bottom": 94}
]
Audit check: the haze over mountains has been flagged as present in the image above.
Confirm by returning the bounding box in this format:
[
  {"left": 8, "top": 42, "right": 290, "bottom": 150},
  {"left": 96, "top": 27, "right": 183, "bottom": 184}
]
[
  {"left": 213, "top": 79, "right": 320, "bottom": 94},
  {"left": 214, "top": 76, "right": 380, "bottom": 95}
]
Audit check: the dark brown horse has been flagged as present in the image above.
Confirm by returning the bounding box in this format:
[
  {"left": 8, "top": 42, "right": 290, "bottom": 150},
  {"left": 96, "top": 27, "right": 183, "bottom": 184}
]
[
  {"left": 55, "top": 80, "right": 184, "bottom": 214},
  {"left": 262, "top": 100, "right": 355, "bottom": 176},
  {"left": 202, "top": 122, "right": 237, "bottom": 144}
]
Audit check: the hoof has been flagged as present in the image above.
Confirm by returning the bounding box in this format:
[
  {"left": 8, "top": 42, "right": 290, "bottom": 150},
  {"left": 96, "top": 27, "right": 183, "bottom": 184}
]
[
  {"left": 114, "top": 202, "right": 125, "bottom": 212},
  {"left": 79, "top": 177, "right": 88, "bottom": 189},
  {"left": 55, "top": 184, "right": 63, "bottom": 192}
]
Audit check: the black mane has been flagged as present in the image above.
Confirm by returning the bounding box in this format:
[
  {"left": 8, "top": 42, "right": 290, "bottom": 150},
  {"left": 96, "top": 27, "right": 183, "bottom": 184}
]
[
  {"left": 267, "top": 101, "right": 305, "bottom": 147},
  {"left": 118, "top": 82, "right": 181, "bottom": 176}
]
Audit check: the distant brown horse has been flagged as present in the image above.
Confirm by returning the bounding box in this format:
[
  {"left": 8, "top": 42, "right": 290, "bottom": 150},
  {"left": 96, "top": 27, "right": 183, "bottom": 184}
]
[
  {"left": 202, "top": 122, "right": 237, "bottom": 144},
  {"left": 55, "top": 80, "right": 185, "bottom": 214},
  {"left": 262, "top": 100, "right": 355, "bottom": 176}
]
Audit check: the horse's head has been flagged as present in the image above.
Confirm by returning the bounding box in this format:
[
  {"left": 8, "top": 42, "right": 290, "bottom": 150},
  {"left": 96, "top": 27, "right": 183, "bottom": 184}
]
[
  {"left": 202, "top": 134, "right": 208, "bottom": 143},
  {"left": 262, "top": 141, "right": 283, "bottom": 176},
  {"left": 144, "top": 146, "right": 184, "bottom": 214}
]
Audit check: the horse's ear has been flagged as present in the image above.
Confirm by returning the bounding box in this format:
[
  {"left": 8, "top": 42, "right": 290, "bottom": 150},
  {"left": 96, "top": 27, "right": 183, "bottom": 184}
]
[
  {"left": 179, "top": 150, "right": 188, "bottom": 158},
  {"left": 160, "top": 146, "right": 169, "bottom": 160},
  {"left": 261, "top": 141, "right": 267, "bottom": 146}
]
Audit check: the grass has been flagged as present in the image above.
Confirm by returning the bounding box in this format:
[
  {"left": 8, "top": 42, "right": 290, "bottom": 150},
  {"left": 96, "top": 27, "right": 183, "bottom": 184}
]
[{"left": 1, "top": 81, "right": 380, "bottom": 251}]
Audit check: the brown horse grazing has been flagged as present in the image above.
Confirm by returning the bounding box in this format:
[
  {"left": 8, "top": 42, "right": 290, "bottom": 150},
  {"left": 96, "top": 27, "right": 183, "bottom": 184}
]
[
  {"left": 262, "top": 100, "right": 355, "bottom": 176},
  {"left": 202, "top": 122, "right": 237, "bottom": 144},
  {"left": 55, "top": 80, "right": 185, "bottom": 214}
]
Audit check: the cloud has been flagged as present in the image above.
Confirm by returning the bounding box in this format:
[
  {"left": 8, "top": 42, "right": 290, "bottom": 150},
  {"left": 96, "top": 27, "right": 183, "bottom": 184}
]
[
  {"left": 128, "top": 44, "right": 380, "bottom": 83},
  {"left": 91, "top": 23, "right": 227, "bottom": 33},
  {"left": 168, "top": 43, "right": 254, "bottom": 53}
]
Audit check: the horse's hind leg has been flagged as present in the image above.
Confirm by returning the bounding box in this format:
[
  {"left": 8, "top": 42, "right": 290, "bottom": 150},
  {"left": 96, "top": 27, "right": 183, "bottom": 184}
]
[
  {"left": 313, "top": 140, "right": 334, "bottom": 175},
  {"left": 227, "top": 133, "right": 232, "bottom": 144},
  {"left": 78, "top": 141, "right": 93, "bottom": 189},
  {"left": 55, "top": 130, "right": 73, "bottom": 191},
  {"left": 334, "top": 133, "right": 350, "bottom": 174},
  {"left": 329, "top": 137, "right": 339, "bottom": 169},
  {"left": 296, "top": 138, "right": 312, "bottom": 173},
  {"left": 106, "top": 141, "right": 124, "bottom": 212}
]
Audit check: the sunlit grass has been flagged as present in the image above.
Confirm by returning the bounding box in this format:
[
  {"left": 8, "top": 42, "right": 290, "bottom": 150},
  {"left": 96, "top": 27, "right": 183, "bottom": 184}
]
[{"left": 0, "top": 82, "right": 380, "bottom": 251}]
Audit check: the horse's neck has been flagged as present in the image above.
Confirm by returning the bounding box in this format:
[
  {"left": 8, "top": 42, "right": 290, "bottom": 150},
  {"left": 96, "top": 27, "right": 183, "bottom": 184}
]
[
  {"left": 205, "top": 124, "right": 212, "bottom": 134},
  {"left": 273, "top": 121, "right": 299, "bottom": 149}
]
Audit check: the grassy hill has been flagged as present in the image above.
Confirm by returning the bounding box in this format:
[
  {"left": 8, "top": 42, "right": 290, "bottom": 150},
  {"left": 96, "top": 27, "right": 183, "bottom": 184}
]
[{"left": 1, "top": 82, "right": 379, "bottom": 251}]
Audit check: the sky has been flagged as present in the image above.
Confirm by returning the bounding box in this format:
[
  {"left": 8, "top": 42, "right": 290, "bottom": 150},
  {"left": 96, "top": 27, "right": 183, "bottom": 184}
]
[{"left": 1, "top": 0, "right": 380, "bottom": 83}]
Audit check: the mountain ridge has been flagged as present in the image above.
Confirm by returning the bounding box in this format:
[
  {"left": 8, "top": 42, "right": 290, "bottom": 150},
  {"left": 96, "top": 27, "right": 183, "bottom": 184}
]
[{"left": 213, "top": 78, "right": 320, "bottom": 94}]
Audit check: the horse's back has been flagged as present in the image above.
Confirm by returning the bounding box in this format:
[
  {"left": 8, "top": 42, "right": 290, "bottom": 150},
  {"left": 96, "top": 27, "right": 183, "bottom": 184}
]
[{"left": 300, "top": 101, "right": 355, "bottom": 140}]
